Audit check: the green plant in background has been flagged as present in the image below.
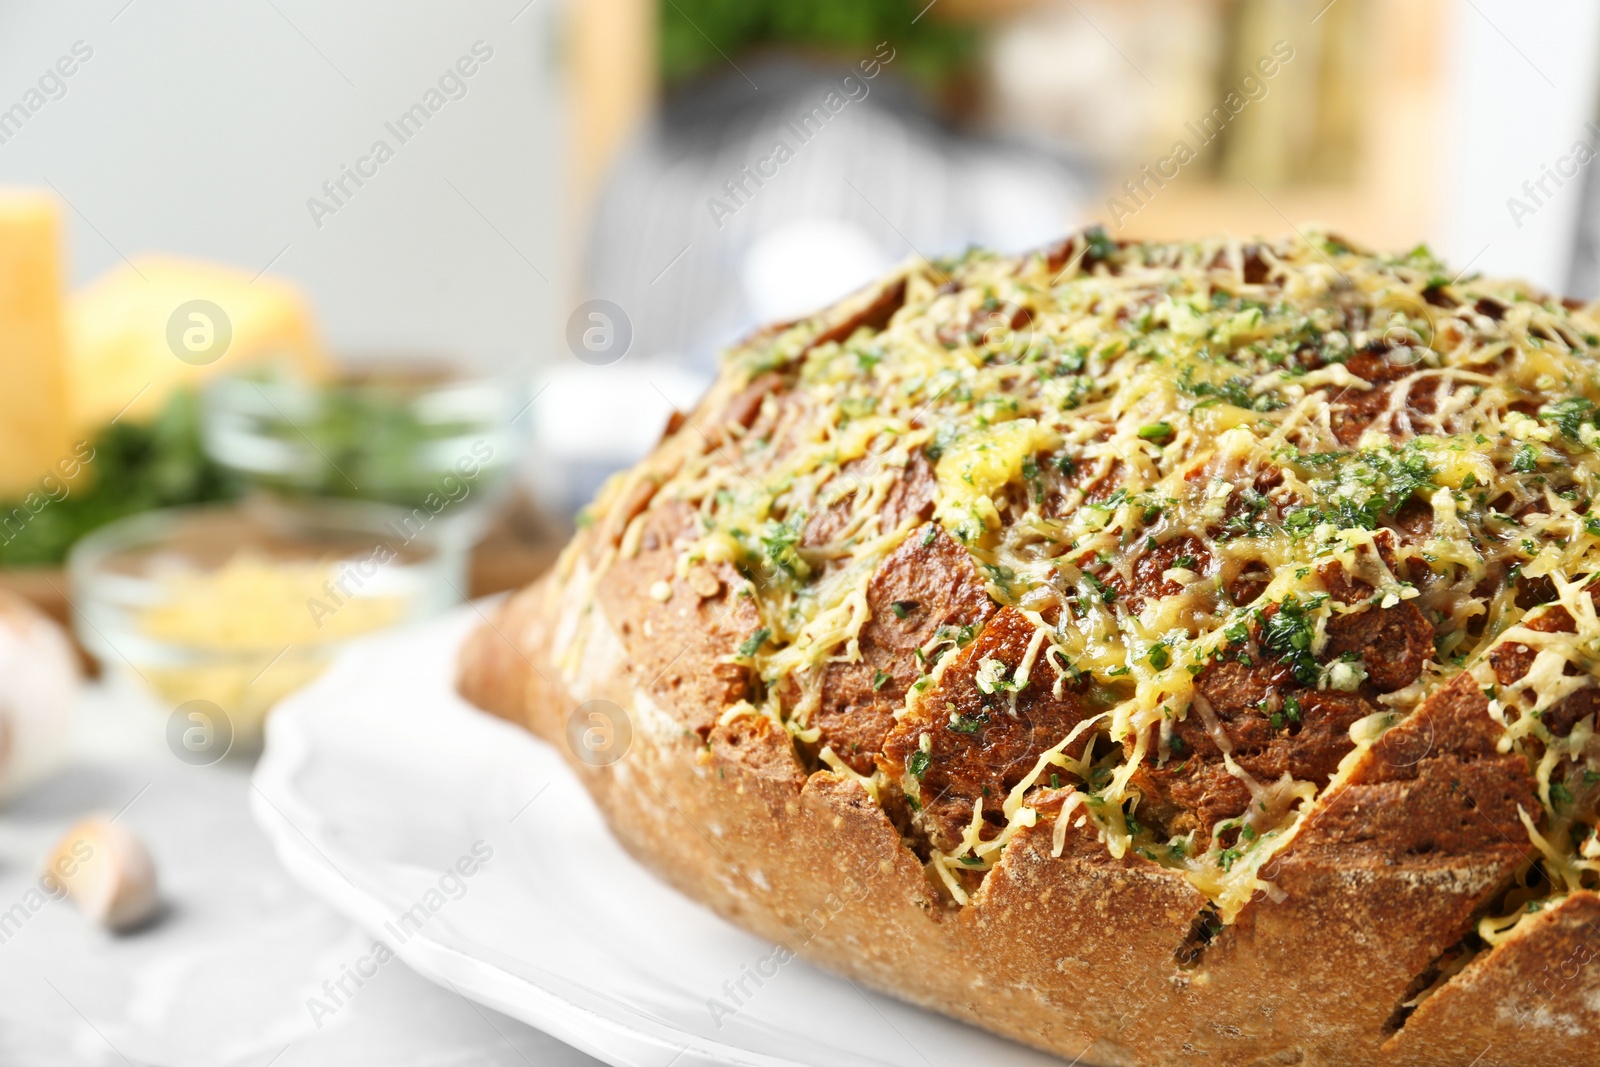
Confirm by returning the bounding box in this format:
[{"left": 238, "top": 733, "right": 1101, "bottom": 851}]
[
  {"left": 658, "top": 0, "right": 980, "bottom": 94},
  {"left": 0, "top": 390, "right": 237, "bottom": 567}
]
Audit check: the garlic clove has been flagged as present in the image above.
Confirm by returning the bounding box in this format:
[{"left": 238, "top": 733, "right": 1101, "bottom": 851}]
[{"left": 46, "top": 816, "right": 160, "bottom": 932}]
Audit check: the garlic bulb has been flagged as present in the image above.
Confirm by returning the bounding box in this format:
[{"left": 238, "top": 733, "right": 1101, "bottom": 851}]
[{"left": 0, "top": 589, "right": 77, "bottom": 802}]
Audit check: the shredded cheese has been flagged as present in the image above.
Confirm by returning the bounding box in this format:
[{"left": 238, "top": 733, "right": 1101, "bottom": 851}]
[{"left": 573, "top": 230, "right": 1600, "bottom": 925}]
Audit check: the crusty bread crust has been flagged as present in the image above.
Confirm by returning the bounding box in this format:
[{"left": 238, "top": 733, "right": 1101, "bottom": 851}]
[
  {"left": 457, "top": 238, "right": 1600, "bottom": 1065},
  {"left": 459, "top": 569, "right": 1599, "bottom": 1065},
  {"left": 1384, "top": 892, "right": 1600, "bottom": 1064}
]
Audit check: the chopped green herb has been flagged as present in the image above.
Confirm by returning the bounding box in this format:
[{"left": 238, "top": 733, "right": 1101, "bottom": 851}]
[
  {"left": 737, "top": 628, "right": 770, "bottom": 658},
  {"left": 948, "top": 711, "right": 984, "bottom": 735},
  {"left": 759, "top": 519, "right": 808, "bottom": 580},
  {"left": 1082, "top": 572, "right": 1118, "bottom": 604},
  {"left": 1021, "top": 455, "right": 1043, "bottom": 503},
  {"left": 1260, "top": 596, "right": 1323, "bottom": 687},
  {"left": 1084, "top": 226, "right": 1116, "bottom": 262},
  {"left": 1540, "top": 396, "right": 1596, "bottom": 440}
]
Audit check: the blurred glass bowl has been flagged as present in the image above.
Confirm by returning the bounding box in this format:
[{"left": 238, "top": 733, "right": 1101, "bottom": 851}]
[
  {"left": 201, "top": 363, "right": 528, "bottom": 548},
  {"left": 67, "top": 500, "right": 458, "bottom": 755}
]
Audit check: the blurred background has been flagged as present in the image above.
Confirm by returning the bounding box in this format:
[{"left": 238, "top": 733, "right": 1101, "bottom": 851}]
[{"left": 3, "top": 0, "right": 1600, "bottom": 1062}]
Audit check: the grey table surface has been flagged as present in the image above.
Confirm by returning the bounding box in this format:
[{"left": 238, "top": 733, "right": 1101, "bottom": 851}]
[{"left": 0, "top": 684, "right": 604, "bottom": 1067}]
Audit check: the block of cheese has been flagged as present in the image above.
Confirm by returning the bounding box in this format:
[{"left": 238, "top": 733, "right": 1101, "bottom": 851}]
[
  {"left": 0, "top": 192, "right": 73, "bottom": 497},
  {"left": 67, "top": 258, "right": 326, "bottom": 430}
]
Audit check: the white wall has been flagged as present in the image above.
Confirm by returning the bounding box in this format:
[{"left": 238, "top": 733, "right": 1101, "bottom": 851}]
[
  {"left": 0, "top": 0, "right": 564, "bottom": 374},
  {"left": 1440, "top": 0, "right": 1600, "bottom": 293}
]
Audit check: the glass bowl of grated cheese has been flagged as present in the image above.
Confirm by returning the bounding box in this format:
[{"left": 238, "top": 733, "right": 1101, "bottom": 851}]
[{"left": 68, "top": 499, "right": 458, "bottom": 755}]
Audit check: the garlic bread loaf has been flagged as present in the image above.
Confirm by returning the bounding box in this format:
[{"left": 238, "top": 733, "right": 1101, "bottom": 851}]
[{"left": 461, "top": 231, "right": 1600, "bottom": 1065}]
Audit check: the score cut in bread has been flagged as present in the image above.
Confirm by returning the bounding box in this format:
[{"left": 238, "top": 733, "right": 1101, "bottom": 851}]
[{"left": 460, "top": 231, "right": 1600, "bottom": 1066}]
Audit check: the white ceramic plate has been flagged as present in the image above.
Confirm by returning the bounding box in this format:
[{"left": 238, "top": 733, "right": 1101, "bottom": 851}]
[{"left": 251, "top": 606, "right": 1064, "bottom": 1067}]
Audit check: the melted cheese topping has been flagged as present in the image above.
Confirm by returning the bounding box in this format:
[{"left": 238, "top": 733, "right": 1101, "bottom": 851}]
[{"left": 579, "top": 230, "right": 1600, "bottom": 921}]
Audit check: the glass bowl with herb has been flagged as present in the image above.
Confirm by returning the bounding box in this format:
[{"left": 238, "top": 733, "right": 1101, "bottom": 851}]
[{"left": 201, "top": 363, "right": 528, "bottom": 549}]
